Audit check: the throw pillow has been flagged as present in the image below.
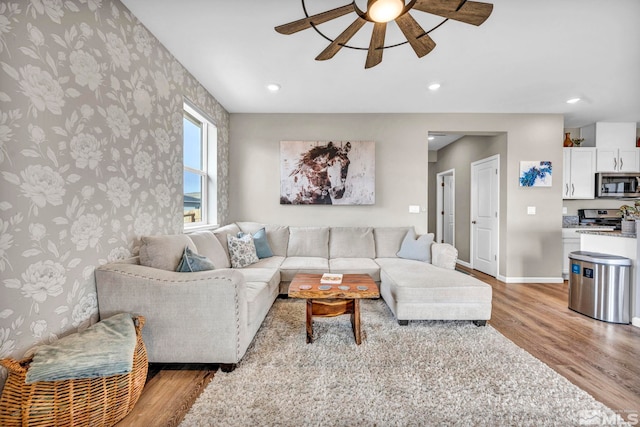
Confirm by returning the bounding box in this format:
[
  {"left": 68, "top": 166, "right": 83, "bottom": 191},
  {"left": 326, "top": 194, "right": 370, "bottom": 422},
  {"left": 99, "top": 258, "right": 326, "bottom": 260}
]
[
  {"left": 396, "top": 229, "right": 434, "bottom": 263},
  {"left": 238, "top": 228, "right": 273, "bottom": 259},
  {"left": 227, "top": 234, "right": 259, "bottom": 268},
  {"left": 176, "top": 247, "right": 216, "bottom": 272}
]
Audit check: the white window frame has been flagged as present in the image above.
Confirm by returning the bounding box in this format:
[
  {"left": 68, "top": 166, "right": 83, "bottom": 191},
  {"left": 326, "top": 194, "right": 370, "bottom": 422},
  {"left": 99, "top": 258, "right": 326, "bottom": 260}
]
[{"left": 183, "top": 101, "right": 217, "bottom": 230}]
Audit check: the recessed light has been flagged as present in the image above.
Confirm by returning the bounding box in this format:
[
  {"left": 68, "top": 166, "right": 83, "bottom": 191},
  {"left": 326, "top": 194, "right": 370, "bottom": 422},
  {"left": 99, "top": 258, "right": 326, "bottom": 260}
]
[
  {"left": 566, "top": 97, "right": 580, "bottom": 104},
  {"left": 266, "top": 83, "right": 281, "bottom": 92},
  {"left": 428, "top": 83, "right": 441, "bottom": 91}
]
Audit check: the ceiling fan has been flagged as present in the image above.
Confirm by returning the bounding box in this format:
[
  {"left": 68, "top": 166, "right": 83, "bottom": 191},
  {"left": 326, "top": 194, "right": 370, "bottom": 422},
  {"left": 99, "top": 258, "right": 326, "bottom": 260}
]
[{"left": 275, "top": 0, "right": 494, "bottom": 69}]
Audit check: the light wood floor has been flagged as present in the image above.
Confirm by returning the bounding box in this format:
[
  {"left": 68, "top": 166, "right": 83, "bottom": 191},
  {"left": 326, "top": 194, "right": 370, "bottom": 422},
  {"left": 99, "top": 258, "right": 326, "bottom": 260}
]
[{"left": 117, "top": 270, "right": 640, "bottom": 426}]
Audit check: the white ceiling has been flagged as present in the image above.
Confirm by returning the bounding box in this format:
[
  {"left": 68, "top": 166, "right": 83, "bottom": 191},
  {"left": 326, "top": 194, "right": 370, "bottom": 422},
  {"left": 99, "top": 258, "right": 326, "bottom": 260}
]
[{"left": 121, "top": 0, "right": 640, "bottom": 129}]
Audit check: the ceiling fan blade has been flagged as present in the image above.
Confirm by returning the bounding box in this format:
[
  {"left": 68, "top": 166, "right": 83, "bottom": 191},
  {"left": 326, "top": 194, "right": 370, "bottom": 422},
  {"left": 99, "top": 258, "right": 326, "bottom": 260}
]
[
  {"left": 275, "top": 3, "right": 356, "bottom": 35},
  {"left": 365, "top": 22, "right": 386, "bottom": 69},
  {"left": 316, "top": 17, "right": 367, "bottom": 61},
  {"left": 395, "top": 13, "right": 436, "bottom": 58},
  {"left": 413, "top": 0, "right": 493, "bottom": 26}
]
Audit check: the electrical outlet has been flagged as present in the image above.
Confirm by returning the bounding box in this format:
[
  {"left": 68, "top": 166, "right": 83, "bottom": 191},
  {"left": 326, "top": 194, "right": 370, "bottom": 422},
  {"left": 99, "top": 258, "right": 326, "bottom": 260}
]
[
  {"left": 409, "top": 205, "right": 420, "bottom": 214},
  {"left": 527, "top": 206, "right": 536, "bottom": 215}
]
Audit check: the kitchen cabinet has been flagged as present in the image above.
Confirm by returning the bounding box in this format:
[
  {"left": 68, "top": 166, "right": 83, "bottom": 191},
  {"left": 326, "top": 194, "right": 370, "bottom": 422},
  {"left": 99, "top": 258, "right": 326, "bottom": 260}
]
[
  {"left": 563, "top": 148, "right": 596, "bottom": 199},
  {"left": 594, "top": 122, "right": 637, "bottom": 148},
  {"left": 596, "top": 148, "right": 640, "bottom": 172},
  {"left": 562, "top": 227, "right": 615, "bottom": 279},
  {"left": 562, "top": 229, "right": 581, "bottom": 279}
]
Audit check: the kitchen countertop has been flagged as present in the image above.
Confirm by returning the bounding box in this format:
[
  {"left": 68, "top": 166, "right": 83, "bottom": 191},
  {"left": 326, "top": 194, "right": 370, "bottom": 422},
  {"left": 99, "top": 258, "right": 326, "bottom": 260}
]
[
  {"left": 562, "top": 225, "right": 615, "bottom": 229},
  {"left": 577, "top": 230, "right": 636, "bottom": 238}
]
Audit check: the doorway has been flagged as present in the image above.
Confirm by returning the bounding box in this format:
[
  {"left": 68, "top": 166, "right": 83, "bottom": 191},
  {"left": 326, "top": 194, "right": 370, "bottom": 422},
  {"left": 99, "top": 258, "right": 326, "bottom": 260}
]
[
  {"left": 470, "top": 155, "right": 499, "bottom": 277},
  {"left": 436, "top": 169, "right": 455, "bottom": 245}
]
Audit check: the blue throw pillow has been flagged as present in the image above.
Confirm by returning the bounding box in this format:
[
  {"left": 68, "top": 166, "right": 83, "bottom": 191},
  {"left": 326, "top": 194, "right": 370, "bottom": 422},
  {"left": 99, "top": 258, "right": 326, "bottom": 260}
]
[
  {"left": 396, "top": 229, "right": 434, "bottom": 263},
  {"left": 176, "top": 246, "right": 216, "bottom": 272},
  {"left": 238, "top": 228, "right": 273, "bottom": 259}
]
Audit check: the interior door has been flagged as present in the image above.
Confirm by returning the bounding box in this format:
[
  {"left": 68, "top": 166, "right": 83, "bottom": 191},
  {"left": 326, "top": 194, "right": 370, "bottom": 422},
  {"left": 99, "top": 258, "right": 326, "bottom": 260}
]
[
  {"left": 443, "top": 175, "right": 454, "bottom": 245},
  {"left": 471, "top": 156, "right": 499, "bottom": 277}
]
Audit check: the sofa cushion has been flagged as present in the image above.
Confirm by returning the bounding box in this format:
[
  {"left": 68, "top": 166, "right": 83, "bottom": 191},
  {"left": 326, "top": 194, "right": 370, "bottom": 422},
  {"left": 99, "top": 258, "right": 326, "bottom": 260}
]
[
  {"left": 237, "top": 222, "right": 289, "bottom": 257},
  {"left": 176, "top": 247, "right": 216, "bottom": 272},
  {"left": 329, "top": 227, "right": 375, "bottom": 259},
  {"left": 187, "top": 230, "right": 230, "bottom": 269},
  {"left": 212, "top": 223, "right": 241, "bottom": 264},
  {"left": 227, "top": 234, "right": 259, "bottom": 268},
  {"left": 241, "top": 256, "right": 285, "bottom": 270},
  {"left": 279, "top": 257, "right": 330, "bottom": 281},
  {"left": 287, "top": 227, "right": 329, "bottom": 258},
  {"left": 397, "top": 229, "right": 434, "bottom": 263},
  {"left": 246, "top": 281, "right": 278, "bottom": 332},
  {"left": 236, "top": 268, "right": 281, "bottom": 289},
  {"left": 432, "top": 243, "right": 458, "bottom": 270},
  {"left": 329, "top": 258, "right": 380, "bottom": 282},
  {"left": 139, "top": 234, "right": 196, "bottom": 271},
  {"left": 374, "top": 227, "right": 410, "bottom": 258},
  {"left": 238, "top": 228, "right": 273, "bottom": 259}
]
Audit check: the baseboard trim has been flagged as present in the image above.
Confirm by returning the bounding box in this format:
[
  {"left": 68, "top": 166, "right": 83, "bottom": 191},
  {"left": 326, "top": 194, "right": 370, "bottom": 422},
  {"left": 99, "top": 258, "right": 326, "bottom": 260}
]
[
  {"left": 456, "top": 260, "right": 472, "bottom": 269},
  {"left": 499, "top": 276, "right": 564, "bottom": 284},
  {"left": 632, "top": 317, "right": 640, "bottom": 328}
]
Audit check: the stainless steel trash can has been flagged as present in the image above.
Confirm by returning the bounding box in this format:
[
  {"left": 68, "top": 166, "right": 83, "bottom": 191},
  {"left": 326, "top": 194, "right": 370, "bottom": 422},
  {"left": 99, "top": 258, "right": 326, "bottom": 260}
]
[{"left": 568, "top": 251, "right": 631, "bottom": 324}]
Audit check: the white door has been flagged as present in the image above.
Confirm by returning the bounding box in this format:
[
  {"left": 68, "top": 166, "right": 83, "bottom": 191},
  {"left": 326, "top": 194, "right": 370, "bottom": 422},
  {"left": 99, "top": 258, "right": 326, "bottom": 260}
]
[
  {"left": 443, "top": 175, "right": 454, "bottom": 245},
  {"left": 471, "top": 155, "right": 499, "bottom": 277},
  {"left": 436, "top": 169, "right": 455, "bottom": 245}
]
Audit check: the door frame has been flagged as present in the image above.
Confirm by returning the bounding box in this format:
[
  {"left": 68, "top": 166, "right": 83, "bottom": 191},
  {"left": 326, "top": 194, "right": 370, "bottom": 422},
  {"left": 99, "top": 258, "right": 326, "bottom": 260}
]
[
  {"left": 470, "top": 154, "right": 500, "bottom": 277},
  {"left": 436, "top": 169, "right": 455, "bottom": 245}
]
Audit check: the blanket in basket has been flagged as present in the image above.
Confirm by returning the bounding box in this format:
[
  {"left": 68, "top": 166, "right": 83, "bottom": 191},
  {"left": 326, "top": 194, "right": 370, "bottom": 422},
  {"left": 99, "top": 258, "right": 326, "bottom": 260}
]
[{"left": 25, "top": 313, "right": 137, "bottom": 383}]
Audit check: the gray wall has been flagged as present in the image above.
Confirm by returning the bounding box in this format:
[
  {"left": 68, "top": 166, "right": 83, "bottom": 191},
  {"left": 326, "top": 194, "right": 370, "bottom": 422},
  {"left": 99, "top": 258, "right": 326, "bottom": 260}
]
[
  {"left": 230, "top": 113, "right": 565, "bottom": 281},
  {"left": 0, "top": 0, "right": 229, "bottom": 389},
  {"left": 428, "top": 134, "right": 508, "bottom": 274}
]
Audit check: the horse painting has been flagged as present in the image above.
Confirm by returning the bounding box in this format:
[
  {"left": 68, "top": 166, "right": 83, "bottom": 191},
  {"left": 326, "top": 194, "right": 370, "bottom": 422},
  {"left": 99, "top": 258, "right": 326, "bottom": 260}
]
[{"left": 280, "top": 142, "right": 352, "bottom": 205}]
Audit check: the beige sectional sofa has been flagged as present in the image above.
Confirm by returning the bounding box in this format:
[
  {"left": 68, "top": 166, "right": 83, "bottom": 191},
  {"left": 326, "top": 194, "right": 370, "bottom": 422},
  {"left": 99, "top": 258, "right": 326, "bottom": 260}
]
[{"left": 95, "top": 222, "right": 492, "bottom": 370}]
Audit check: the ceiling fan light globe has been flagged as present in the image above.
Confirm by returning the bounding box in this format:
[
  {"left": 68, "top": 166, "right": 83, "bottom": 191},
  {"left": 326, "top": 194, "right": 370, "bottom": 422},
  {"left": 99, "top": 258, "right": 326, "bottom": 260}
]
[{"left": 368, "top": 0, "right": 404, "bottom": 23}]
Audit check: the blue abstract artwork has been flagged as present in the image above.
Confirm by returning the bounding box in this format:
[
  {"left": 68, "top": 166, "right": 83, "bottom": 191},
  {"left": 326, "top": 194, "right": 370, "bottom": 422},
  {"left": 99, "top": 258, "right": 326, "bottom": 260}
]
[{"left": 519, "top": 161, "right": 552, "bottom": 187}]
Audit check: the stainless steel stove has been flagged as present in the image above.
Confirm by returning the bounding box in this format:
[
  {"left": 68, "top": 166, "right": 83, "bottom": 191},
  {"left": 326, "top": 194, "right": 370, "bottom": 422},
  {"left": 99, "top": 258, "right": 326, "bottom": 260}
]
[{"left": 577, "top": 209, "right": 622, "bottom": 230}]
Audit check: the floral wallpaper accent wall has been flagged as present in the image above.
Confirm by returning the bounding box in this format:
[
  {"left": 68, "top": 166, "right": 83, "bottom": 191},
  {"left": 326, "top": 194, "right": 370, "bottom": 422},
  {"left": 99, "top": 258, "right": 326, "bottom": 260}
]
[{"left": 0, "top": 0, "right": 230, "bottom": 389}]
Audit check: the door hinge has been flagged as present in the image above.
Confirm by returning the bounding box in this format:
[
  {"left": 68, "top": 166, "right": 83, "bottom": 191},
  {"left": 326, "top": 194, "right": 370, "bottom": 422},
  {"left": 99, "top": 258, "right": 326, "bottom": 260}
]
[
  {"left": 495, "top": 255, "right": 497, "bottom": 260},
  {"left": 441, "top": 211, "right": 444, "bottom": 215},
  {"left": 441, "top": 182, "right": 445, "bottom": 187}
]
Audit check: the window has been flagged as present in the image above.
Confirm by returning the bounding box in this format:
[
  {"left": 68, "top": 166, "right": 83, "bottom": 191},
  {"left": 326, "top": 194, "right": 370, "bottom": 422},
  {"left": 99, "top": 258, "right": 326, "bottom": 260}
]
[{"left": 183, "top": 102, "right": 217, "bottom": 228}]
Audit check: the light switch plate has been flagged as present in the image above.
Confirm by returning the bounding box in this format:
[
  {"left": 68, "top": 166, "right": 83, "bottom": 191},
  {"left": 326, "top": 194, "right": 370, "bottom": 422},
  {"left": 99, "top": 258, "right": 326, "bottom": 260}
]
[
  {"left": 562, "top": 207, "right": 568, "bottom": 214},
  {"left": 527, "top": 206, "right": 536, "bottom": 215},
  {"left": 409, "top": 205, "right": 420, "bottom": 214}
]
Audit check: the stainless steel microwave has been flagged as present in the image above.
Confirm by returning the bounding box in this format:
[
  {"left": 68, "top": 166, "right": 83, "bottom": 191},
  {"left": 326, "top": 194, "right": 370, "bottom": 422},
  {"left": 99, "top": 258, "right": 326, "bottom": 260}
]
[{"left": 596, "top": 172, "right": 640, "bottom": 198}]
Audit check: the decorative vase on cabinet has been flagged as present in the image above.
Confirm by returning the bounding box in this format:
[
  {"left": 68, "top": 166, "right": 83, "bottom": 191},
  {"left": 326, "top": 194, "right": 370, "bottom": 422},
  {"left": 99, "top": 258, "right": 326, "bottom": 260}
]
[{"left": 563, "top": 132, "right": 573, "bottom": 147}]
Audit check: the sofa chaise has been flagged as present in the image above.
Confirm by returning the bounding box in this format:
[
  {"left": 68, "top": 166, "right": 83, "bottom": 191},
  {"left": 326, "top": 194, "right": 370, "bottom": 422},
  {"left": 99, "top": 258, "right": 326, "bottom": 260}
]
[{"left": 95, "top": 222, "right": 492, "bottom": 370}]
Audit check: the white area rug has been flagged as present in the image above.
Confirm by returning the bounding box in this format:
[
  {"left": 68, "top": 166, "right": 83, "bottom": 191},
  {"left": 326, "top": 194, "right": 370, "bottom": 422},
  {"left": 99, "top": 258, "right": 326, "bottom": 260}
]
[{"left": 180, "top": 299, "right": 626, "bottom": 426}]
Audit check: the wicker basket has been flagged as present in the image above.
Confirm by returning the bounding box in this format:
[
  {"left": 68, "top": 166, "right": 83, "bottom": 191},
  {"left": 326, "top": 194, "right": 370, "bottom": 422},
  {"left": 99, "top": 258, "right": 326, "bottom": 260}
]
[{"left": 0, "top": 316, "right": 148, "bottom": 427}]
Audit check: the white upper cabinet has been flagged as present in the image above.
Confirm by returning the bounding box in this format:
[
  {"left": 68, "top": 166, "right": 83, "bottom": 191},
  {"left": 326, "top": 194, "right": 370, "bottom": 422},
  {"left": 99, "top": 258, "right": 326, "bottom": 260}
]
[
  {"left": 563, "top": 147, "right": 596, "bottom": 199},
  {"left": 581, "top": 122, "right": 639, "bottom": 172},
  {"left": 593, "top": 122, "right": 636, "bottom": 148},
  {"left": 596, "top": 148, "right": 639, "bottom": 172}
]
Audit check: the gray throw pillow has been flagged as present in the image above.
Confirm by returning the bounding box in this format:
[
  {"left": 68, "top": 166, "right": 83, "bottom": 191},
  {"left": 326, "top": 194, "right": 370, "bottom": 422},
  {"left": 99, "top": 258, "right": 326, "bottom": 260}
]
[
  {"left": 227, "top": 234, "right": 259, "bottom": 268},
  {"left": 176, "top": 247, "right": 216, "bottom": 272},
  {"left": 396, "top": 229, "right": 434, "bottom": 263},
  {"left": 238, "top": 228, "right": 273, "bottom": 259}
]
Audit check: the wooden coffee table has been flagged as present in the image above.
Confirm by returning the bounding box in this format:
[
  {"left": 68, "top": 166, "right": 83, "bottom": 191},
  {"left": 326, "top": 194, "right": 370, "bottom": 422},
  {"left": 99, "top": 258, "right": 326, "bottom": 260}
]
[{"left": 288, "top": 273, "right": 379, "bottom": 345}]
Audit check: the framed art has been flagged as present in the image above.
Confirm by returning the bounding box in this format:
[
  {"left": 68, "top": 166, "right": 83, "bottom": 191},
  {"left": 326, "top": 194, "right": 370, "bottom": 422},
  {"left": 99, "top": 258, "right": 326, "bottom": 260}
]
[
  {"left": 280, "top": 140, "right": 375, "bottom": 205},
  {"left": 519, "top": 161, "right": 552, "bottom": 187}
]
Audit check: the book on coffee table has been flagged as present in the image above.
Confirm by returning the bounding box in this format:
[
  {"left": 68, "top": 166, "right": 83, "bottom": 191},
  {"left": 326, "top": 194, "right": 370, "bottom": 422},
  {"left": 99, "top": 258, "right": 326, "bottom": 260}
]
[{"left": 320, "top": 273, "right": 343, "bottom": 285}]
